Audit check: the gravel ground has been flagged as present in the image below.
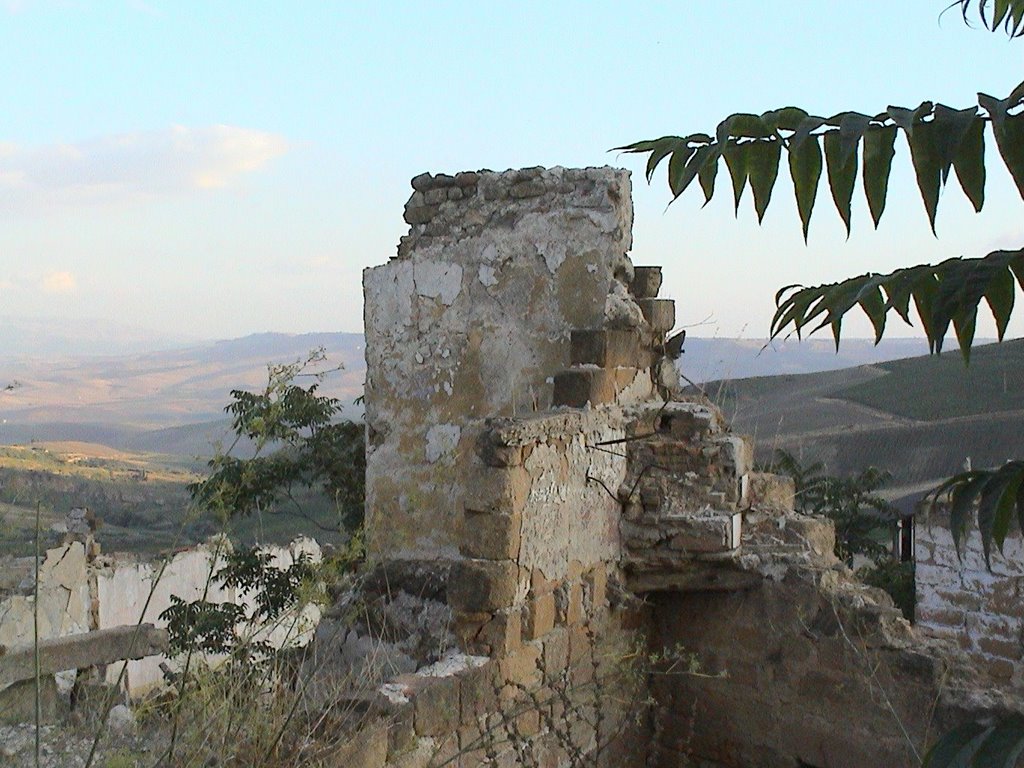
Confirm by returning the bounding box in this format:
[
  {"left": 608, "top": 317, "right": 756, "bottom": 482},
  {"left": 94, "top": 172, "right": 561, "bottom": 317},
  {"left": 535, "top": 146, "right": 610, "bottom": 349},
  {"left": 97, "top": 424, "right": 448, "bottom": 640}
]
[{"left": 0, "top": 723, "right": 157, "bottom": 768}]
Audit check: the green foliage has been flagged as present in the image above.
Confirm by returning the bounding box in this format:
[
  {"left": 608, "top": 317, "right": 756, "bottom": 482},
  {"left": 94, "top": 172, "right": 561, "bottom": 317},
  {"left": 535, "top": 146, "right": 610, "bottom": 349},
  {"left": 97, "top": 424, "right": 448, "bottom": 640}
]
[
  {"left": 161, "top": 547, "right": 318, "bottom": 657},
  {"left": 924, "top": 714, "right": 1024, "bottom": 767},
  {"left": 768, "top": 449, "right": 915, "bottom": 617},
  {"left": 617, "top": 82, "right": 1024, "bottom": 238},
  {"left": 189, "top": 349, "right": 365, "bottom": 534},
  {"left": 164, "top": 349, "right": 363, "bottom": 659},
  {"left": 769, "top": 249, "right": 1024, "bottom": 360},
  {"left": 957, "top": 0, "right": 1024, "bottom": 37},
  {"left": 927, "top": 460, "right": 1024, "bottom": 568}
]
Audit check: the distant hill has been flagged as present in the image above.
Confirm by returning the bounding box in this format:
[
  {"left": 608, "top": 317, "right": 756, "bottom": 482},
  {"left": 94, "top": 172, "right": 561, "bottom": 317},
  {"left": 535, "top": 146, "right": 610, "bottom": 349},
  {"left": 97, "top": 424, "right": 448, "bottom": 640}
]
[
  {"left": 702, "top": 338, "right": 1024, "bottom": 500},
  {"left": 2, "top": 324, "right": 1004, "bottom": 466},
  {"left": 0, "top": 331, "right": 366, "bottom": 456},
  {"left": 680, "top": 336, "right": 939, "bottom": 383},
  {"left": 0, "top": 315, "right": 198, "bottom": 358}
]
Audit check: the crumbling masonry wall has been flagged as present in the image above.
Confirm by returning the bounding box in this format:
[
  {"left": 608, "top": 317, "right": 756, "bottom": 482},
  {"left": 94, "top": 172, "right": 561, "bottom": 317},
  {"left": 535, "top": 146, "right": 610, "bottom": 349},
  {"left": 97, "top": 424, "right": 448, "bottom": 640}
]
[
  {"left": 363, "top": 167, "right": 637, "bottom": 560},
  {"left": 352, "top": 166, "right": 1017, "bottom": 768}
]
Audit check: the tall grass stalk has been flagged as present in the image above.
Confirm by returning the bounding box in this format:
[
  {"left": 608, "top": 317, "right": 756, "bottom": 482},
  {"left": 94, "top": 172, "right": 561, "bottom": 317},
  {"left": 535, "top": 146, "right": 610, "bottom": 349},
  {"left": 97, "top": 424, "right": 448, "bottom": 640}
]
[{"left": 34, "top": 502, "right": 41, "bottom": 768}]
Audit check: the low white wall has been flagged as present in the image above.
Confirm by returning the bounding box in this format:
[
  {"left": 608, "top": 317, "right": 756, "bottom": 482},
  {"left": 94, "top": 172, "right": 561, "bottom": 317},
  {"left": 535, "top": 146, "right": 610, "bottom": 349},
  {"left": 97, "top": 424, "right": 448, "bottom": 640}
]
[
  {"left": 915, "top": 514, "right": 1024, "bottom": 686},
  {"left": 0, "top": 537, "right": 322, "bottom": 698}
]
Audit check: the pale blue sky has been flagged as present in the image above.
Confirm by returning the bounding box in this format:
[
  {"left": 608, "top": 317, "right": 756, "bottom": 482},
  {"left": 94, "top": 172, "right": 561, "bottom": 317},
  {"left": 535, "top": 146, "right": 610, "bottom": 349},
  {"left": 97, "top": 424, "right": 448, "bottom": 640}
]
[{"left": 1, "top": 1, "right": 1022, "bottom": 342}]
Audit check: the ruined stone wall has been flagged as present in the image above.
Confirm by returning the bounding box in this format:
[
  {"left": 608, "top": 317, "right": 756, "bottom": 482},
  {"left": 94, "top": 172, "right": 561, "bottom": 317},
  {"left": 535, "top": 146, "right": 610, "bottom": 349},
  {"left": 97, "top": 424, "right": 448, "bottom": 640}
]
[
  {"left": 363, "top": 167, "right": 636, "bottom": 560},
  {"left": 648, "top": 565, "right": 949, "bottom": 767},
  {"left": 347, "top": 165, "right": 1020, "bottom": 768},
  {"left": 916, "top": 509, "right": 1024, "bottom": 687},
  {"left": 0, "top": 537, "right": 321, "bottom": 700}
]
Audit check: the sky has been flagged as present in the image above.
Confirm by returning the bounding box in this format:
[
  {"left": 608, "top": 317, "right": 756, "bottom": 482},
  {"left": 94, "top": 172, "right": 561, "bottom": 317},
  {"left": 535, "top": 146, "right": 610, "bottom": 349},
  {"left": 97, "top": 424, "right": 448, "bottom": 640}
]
[{"left": 1, "top": 1, "right": 1022, "bottom": 344}]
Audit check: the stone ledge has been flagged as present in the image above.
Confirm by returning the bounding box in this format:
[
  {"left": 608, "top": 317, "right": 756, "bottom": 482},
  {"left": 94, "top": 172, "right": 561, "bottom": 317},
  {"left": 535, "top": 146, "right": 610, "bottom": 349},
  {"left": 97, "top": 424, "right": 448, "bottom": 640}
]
[{"left": 0, "top": 624, "right": 168, "bottom": 691}]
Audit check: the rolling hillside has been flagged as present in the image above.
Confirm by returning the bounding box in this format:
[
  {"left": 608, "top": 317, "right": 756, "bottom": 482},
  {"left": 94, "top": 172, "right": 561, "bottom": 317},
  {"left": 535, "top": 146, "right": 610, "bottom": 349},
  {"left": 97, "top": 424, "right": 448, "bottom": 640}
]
[{"left": 706, "top": 339, "right": 1024, "bottom": 499}]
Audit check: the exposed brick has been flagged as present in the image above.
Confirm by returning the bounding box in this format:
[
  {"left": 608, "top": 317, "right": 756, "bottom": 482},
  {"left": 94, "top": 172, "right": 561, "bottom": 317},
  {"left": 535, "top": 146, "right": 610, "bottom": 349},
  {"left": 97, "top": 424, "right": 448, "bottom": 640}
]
[
  {"left": 976, "top": 635, "right": 1024, "bottom": 660},
  {"left": 449, "top": 559, "right": 521, "bottom": 613},
  {"left": 552, "top": 368, "right": 616, "bottom": 408},
  {"left": 542, "top": 628, "right": 570, "bottom": 673},
  {"left": 531, "top": 568, "right": 558, "bottom": 596},
  {"left": 637, "top": 298, "right": 675, "bottom": 332},
  {"left": 570, "top": 329, "right": 640, "bottom": 368},
  {"left": 524, "top": 592, "right": 557, "bottom": 640},
  {"left": 584, "top": 565, "right": 608, "bottom": 611},
  {"left": 631, "top": 266, "right": 663, "bottom": 299},
  {"left": 566, "top": 581, "right": 585, "bottom": 626},
  {"left": 460, "top": 662, "right": 501, "bottom": 723},
  {"left": 500, "top": 642, "right": 543, "bottom": 689},
  {"left": 460, "top": 509, "right": 522, "bottom": 560},
  {"left": 478, "top": 608, "right": 523, "bottom": 657}
]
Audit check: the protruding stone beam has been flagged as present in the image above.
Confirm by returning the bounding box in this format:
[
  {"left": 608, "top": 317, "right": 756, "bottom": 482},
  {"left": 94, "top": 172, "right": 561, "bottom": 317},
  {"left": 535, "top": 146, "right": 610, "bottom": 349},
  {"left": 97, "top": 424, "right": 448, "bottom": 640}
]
[{"left": 0, "top": 624, "right": 168, "bottom": 691}]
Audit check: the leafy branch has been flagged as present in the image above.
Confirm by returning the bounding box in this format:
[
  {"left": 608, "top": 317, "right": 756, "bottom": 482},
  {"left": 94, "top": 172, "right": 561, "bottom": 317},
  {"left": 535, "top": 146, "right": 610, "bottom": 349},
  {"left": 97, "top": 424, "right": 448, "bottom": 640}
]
[
  {"left": 956, "top": 0, "right": 1024, "bottom": 37},
  {"left": 616, "top": 82, "right": 1024, "bottom": 239},
  {"left": 769, "top": 249, "right": 1024, "bottom": 360}
]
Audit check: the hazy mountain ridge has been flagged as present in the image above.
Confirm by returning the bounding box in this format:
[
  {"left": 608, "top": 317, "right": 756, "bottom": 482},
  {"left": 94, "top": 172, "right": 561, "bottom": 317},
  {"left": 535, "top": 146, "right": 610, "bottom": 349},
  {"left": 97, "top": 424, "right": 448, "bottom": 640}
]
[
  {"left": 0, "top": 326, "right": 1005, "bottom": 463},
  {"left": 0, "top": 330, "right": 366, "bottom": 455}
]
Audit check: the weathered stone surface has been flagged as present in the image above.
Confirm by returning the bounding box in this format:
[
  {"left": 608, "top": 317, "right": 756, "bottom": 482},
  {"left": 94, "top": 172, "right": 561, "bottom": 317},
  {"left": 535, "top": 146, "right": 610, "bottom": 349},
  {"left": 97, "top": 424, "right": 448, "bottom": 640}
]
[
  {"left": 460, "top": 509, "right": 522, "bottom": 560},
  {"left": 747, "top": 472, "right": 795, "bottom": 513},
  {"left": 463, "top": 466, "right": 530, "bottom": 515},
  {"left": 364, "top": 166, "right": 633, "bottom": 560},
  {"left": 415, "top": 678, "right": 460, "bottom": 738},
  {"left": 524, "top": 591, "right": 556, "bottom": 640},
  {"left": 0, "top": 624, "right": 167, "bottom": 692}
]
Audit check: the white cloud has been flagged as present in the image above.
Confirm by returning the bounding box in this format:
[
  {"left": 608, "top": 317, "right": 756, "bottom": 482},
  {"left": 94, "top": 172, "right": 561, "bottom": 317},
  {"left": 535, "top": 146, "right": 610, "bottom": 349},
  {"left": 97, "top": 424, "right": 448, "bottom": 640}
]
[
  {"left": 0, "top": 125, "right": 288, "bottom": 212},
  {"left": 40, "top": 271, "right": 77, "bottom": 294}
]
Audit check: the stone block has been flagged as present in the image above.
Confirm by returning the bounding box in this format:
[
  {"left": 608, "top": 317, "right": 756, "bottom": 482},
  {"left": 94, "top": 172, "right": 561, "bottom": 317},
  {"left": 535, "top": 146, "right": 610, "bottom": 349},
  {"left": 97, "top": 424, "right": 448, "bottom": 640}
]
[
  {"left": 747, "top": 472, "right": 796, "bottom": 513},
  {"left": 637, "top": 298, "right": 675, "bottom": 332},
  {"left": 0, "top": 676, "right": 62, "bottom": 725},
  {"left": 403, "top": 204, "right": 438, "bottom": 225},
  {"left": 413, "top": 676, "right": 461, "bottom": 737},
  {"left": 663, "top": 511, "right": 742, "bottom": 553},
  {"left": 478, "top": 608, "right": 522, "bottom": 657},
  {"left": 449, "top": 560, "right": 521, "bottom": 613},
  {"left": 460, "top": 662, "right": 501, "bottom": 722},
  {"left": 570, "top": 329, "right": 640, "bottom": 368},
  {"left": 531, "top": 569, "right": 558, "bottom": 596},
  {"left": 584, "top": 566, "right": 608, "bottom": 611},
  {"left": 461, "top": 509, "right": 522, "bottom": 560},
  {"left": 542, "top": 628, "right": 570, "bottom": 674},
  {"left": 524, "top": 592, "right": 556, "bottom": 641},
  {"left": 476, "top": 435, "right": 524, "bottom": 468},
  {"left": 552, "top": 368, "right": 616, "bottom": 408},
  {"left": 566, "top": 582, "right": 585, "bottom": 626},
  {"left": 463, "top": 466, "right": 530, "bottom": 515},
  {"left": 328, "top": 718, "right": 388, "bottom": 768},
  {"left": 385, "top": 705, "right": 417, "bottom": 760},
  {"left": 631, "top": 266, "right": 663, "bottom": 299},
  {"left": 499, "top": 642, "right": 542, "bottom": 689},
  {"left": 0, "top": 624, "right": 167, "bottom": 691}
]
